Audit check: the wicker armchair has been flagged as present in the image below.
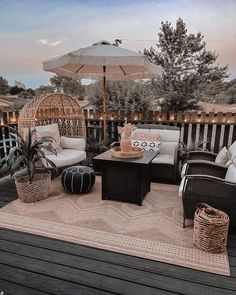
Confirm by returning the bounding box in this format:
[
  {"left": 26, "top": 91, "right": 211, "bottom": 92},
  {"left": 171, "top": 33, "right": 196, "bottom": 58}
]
[
  {"left": 184, "top": 160, "right": 227, "bottom": 178},
  {"left": 181, "top": 141, "right": 236, "bottom": 178},
  {"left": 180, "top": 164, "right": 236, "bottom": 228},
  {"left": 187, "top": 150, "right": 217, "bottom": 161}
]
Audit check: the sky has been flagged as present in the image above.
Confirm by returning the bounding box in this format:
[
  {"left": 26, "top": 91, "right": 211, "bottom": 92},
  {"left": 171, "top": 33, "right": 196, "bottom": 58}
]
[{"left": 0, "top": 0, "right": 236, "bottom": 89}]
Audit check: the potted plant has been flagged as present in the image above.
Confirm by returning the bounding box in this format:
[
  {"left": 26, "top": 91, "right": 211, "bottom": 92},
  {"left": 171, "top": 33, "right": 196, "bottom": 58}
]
[{"left": 0, "top": 125, "right": 58, "bottom": 203}]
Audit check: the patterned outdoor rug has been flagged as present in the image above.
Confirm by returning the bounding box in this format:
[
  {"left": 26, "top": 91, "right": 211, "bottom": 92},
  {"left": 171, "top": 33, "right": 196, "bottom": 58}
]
[{"left": 0, "top": 176, "right": 230, "bottom": 276}]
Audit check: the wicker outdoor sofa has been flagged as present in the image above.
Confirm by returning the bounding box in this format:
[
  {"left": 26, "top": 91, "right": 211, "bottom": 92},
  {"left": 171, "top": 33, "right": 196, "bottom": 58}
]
[
  {"left": 135, "top": 124, "right": 180, "bottom": 183},
  {"left": 111, "top": 124, "right": 180, "bottom": 183}
]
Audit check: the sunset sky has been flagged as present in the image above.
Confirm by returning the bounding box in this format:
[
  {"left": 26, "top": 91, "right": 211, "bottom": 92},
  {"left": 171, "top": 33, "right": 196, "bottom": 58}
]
[{"left": 0, "top": 0, "right": 236, "bottom": 88}]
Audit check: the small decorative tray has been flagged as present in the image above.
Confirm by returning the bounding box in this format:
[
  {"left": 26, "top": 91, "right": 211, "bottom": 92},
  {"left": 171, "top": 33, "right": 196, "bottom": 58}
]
[{"left": 111, "top": 147, "right": 143, "bottom": 159}]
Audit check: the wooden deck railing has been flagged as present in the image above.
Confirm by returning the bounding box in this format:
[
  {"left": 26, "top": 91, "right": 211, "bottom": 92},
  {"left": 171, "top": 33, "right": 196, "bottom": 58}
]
[{"left": 1, "top": 110, "right": 236, "bottom": 158}]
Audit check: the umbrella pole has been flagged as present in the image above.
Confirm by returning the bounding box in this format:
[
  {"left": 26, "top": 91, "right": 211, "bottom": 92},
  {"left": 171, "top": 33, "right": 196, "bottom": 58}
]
[{"left": 103, "top": 66, "right": 107, "bottom": 140}]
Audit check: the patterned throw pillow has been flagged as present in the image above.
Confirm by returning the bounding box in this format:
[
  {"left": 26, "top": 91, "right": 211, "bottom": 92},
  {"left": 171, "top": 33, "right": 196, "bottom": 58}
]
[{"left": 132, "top": 140, "right": 161, "bottom": 152}]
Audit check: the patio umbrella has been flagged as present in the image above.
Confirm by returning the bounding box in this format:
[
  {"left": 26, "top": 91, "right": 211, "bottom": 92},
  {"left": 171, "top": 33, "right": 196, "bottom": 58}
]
[{"left": 42, "top": 40, "right": 161, "bottom": 138}]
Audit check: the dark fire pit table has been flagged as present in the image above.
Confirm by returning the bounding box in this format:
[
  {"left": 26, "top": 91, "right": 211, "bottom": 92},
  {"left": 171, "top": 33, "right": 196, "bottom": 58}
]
[{"left": 93, "top": 150, "right": 158, "bottom": 205}]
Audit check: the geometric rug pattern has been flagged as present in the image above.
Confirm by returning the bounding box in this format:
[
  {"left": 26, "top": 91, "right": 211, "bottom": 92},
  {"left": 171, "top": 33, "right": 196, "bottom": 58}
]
[{"left": 0, "top": 177, "right": 230, "bottom": 276}]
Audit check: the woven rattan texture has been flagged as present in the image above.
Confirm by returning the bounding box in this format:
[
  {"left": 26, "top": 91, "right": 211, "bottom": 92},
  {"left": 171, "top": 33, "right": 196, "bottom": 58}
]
[
  {"left": 182, "top": 176, "right": 236, "bottom": 225},
  {"left": 15, "top": 172, "right": 51, "bottom": 203},
  {"left": 18, "top": 93, "right": 86, "bottom": 138},
  {"left": 193, "top": 204, "right": 229, "bottom": 253}
]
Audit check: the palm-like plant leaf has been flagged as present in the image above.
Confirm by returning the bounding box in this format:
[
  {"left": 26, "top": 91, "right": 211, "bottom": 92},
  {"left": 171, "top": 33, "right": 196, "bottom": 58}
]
[{"left": 0, "top": 125, "right": 58, "bottom": 180}]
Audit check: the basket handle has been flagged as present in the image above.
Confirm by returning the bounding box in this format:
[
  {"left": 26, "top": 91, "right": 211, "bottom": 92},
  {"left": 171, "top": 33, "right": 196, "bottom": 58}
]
[{"left": 196, "top": 203, "right": 220, "bottom": 216}]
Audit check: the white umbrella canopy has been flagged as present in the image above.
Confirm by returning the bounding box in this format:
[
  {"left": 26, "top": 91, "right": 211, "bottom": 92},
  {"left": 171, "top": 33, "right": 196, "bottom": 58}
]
[{"left": 42, "top": 41, "right": 161, "bottom": 138}]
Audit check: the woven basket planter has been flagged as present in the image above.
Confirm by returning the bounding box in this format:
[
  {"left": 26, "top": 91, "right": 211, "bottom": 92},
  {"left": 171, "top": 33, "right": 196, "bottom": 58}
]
[
  {"left": 15, "top": 171, "right": 51, "bottom": 203},
  {"left": 193, "top": 203, "right": 229, "bottom": 253}
]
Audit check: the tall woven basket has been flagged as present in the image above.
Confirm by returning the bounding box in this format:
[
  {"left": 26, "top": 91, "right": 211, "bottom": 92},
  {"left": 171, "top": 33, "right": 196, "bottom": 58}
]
[
  {"left": 193, "top": 203, "right": 229, "bottom": 253},
  {"left": 15, "top": 171, "right": 51, "bottom": 203}
]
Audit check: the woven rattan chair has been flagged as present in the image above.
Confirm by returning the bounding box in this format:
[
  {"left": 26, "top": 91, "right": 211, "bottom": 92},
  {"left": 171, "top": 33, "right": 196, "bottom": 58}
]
[
  {"left": 18, "top": 93, "right": 86, "bottom": 138},
  {"left": 18, "top": 93, "right": 87, "bottom": 169},
  {"left": 179, "top": 164, "right": 236, "bottom": 228}
]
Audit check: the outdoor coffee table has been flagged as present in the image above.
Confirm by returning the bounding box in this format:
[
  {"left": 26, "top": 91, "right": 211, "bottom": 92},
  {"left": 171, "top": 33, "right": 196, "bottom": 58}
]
[{"left": 93, "top": 150, "right": 158, "bottom": 205}]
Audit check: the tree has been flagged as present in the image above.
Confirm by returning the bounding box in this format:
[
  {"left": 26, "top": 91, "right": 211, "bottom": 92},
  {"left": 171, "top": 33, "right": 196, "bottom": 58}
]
[
  {"left": 27, "top": 88, "right": 35, "bottom": 96},
  {"left": 86, "top": 80, "right": 151, "bottom": 112},
  {"left": 203, "top": 80, "right": 226, "bottom": 101},
  {"left": 10, "top": 97, "right": 31, "bottom": 111},
  {"left": 50, "top": 75, "right": 84, "bottom": 97},
  {"left": 9, "top": 85, "right": 25, "bottom": 95},
  {"left": 18, "top": 90, "right": 34, "bottom": 99},
  {"left": 226, "top": 84, "right": 236, "bottom": 104},
  {"left": 144, "top": 18, "right": 228, "bottom": 112},
  {"left": 35, "top": 85, "right": 55, "bottom": 95},
  {"left": 0, "top": 76, "right": 9, "bottom": 95}
]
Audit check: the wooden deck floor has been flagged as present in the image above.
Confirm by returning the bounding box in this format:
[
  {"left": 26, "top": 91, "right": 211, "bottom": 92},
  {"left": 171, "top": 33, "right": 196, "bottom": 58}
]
[{"left": 0, "top": 177, "right": 236, "bottom": 294}]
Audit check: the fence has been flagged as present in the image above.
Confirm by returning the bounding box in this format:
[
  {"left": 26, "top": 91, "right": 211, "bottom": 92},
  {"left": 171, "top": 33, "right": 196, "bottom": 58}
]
[{"left": 1, "top": 110, "right": 236, "bottom": 158}]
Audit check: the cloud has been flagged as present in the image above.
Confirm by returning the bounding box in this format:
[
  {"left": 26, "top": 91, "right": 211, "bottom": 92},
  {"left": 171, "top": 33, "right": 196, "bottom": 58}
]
[
  {"left": 50, "top": 40, "right": 62, "bottom": 46},
  {"left": 38, "top": 39, "right": 48, "bottom": 45},
  {"left": 37, "top": 38, "right": 64, "bottom": 46}
]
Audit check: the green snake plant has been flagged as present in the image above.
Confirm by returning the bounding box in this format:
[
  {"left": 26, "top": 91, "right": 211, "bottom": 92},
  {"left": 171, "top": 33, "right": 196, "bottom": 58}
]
[{"left": 0, "top": 125, "right": 58, "bottom": 182}]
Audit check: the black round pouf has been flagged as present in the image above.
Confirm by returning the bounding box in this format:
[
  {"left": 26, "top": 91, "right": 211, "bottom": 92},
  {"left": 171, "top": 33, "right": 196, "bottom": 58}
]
[{"left": 61, "top": 166, "right": 95, "bottom": 194}]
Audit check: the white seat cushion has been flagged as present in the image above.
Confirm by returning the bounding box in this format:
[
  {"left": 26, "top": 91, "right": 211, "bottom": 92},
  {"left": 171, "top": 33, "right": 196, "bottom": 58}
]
[
  {"left": 152, "top": 154, "right": 175, "bottom": 165},
  {"left": 159, "top": 142, "right": 178, "bottom": 156},
  {"left": 179, "top": 176, "right": 188, "bottom": 197},
  {"left": 215, "top": 146, "right": 229, "bottom": 165},
  {"left": 225, "top": 163, "right": 236, "bottom": 183},
  {"left": 60, "top": 136, "right": 86, "bottom": 151},
  {"left": 229, "top": 141, "right": 236, "bottom": 159},
  {"left": 181, "top": 162, "right": 188, "bottom": 178},
  {"left": 46, "top": 149, "right": 86, "bottom": 168}
]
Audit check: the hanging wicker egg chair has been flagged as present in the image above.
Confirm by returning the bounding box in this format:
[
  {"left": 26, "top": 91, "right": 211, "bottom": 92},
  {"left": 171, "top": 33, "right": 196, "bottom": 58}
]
[{"left": 18, "top": 93, "right": 86, "bottom": 138}]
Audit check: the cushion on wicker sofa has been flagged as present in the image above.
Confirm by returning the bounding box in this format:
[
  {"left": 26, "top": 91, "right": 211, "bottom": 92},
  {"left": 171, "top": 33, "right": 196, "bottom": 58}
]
[
  {"left": 46, "top": 149, "right": 86, "bottom": 168},
  {"left": 60, "top": 136, "right": 86, "bottom": 151},
  {"left": 179, "top": 176, "right": 188, "bottom": 197},
  {"left": 225, "top": 163, "right": 236, "bottom": 183},
  {"left": 228, "top": 141, "right": 236, "bottom": 162},
  {"left": 35, "top": 123, "right": 62, "bottom": 155},
  {"left": 133, "top": 125, "right": 180, "bottom": 182},
  {"left": 35, "top": 123, "right": 86, "bottom": 168},
  {"left": 215, "top": 146, "right": 230, "bottom": 165}
]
